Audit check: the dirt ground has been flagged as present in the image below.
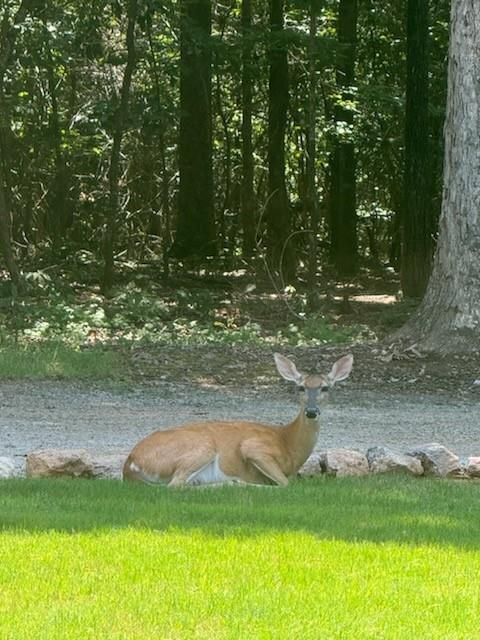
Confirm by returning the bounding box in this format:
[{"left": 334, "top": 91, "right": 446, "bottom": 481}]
[{"left": 1, "top": 343, "right": 479, "bottom": 474}]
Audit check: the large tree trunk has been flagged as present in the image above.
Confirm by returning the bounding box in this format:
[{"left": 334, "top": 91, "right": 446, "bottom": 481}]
[
  {"left": 395, "top": 0, "right": 480, "bottom": 352},
  {"left": 171, "top": 0, "right": 216, "bottom": 259},
  {"left": 240, "top": 0, "right": 255, "bottom": 257},
  {"left": 328, "top": 0, "right": 358, "bottom": 278},
  {"left": 266, "top": 0, "right": 294, "bottom": 283},
  {"left": 102, "top": 0, "right": 137, "bottom": 294},
  {"left": 401, "top": 0, "right": 433, "bottom": 298}
]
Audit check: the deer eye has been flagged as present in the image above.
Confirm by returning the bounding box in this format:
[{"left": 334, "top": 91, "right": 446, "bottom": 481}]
[
  {"left": 320, "top": 386, "right": 330, "bottom": 393},
  {"left": 298, "top": 385, "right": 305, "bottom": 392}
]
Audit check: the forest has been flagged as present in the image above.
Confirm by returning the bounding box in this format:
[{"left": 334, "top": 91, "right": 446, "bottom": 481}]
[{"left": 1, "top": 0, "right": 478, "bottom": 357}]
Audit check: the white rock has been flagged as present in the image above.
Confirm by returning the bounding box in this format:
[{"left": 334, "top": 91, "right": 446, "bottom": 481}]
[
  {"left": 0, "top": 456, "right": 16, "bottom": 479},
  {"left": 407, "top": 443, "right": 462, "bottom": 478},
  {"left": 320, "top": 448, "right": 369, "bottom": 477},
  {"left": 26, "top": 449, "right": 127, "bottom": 479},
  {"left": 467, "top": 456, "right": 480, "bottom": 478},
  {"left": 367, "top": 446, "right": 423, "bottom": 476}
]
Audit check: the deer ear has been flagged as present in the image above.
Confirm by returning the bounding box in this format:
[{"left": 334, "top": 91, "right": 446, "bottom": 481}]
[
  {"left": 328, "top": 354, "right": 353, "bottom": 384},
  {"left": 274, "top": 353, "right": 304, "bottom": 384}
]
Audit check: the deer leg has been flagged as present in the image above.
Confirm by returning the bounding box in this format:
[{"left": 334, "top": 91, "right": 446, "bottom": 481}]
[
  {"left": 168, "top": 449, "right": 226, "bottom": 487},
  {"left": 241, "top": 449, "right": 288, "bottom": 487},
  {"left": 250, "top": 459, "right": 289, "bottom": 486},
  {"left": 240, "top": 439, "right": 290, "bottom": 486}
]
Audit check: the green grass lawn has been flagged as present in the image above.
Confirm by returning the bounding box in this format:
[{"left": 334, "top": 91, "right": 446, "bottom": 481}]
[
  {"left": 1, "top": 476, "right": 479, "bottom": 639},
  {"left": 0, "top": 342, "right": 124, "bottom": 379}
]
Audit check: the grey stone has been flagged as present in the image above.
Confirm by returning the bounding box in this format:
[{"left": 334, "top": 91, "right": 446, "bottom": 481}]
[
  {"left": 367, "top": 446, "right": 423, "bottom": 476},
  {"left": 407, "top": 443, "right": 462, "bottom": 478},
  {"left": 298, "top": 452, "right": 324, "bottom": 477}
]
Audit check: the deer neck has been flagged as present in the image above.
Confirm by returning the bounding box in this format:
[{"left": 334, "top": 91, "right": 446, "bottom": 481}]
[{"left": 282, "top": 409, "right": 321, "bottom": 471}]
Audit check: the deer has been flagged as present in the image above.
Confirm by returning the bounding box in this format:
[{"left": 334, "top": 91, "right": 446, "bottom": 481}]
[{"left": 123, "top": 352, "right": 353, "bottom": 487}]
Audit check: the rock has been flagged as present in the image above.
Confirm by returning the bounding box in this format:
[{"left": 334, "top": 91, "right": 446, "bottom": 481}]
[
  {"left": 320, "top": 448, "right": 369, "bottom": 477},
  {"left": 466, "top": 456, "right": 480, "bottom": 478},
  {"left": 0, "top": 456, "right": 16, "bottom": 479},
  {"left": 87, "top": 453, "right": 127, "bottom": 480},
  {"left": 26, "top": 449, "right": 127, "bottom": 479},
  {"left": 367, "top": 446, "right": 423, "bottom": 476},
  {"left": 298, "top": 452, "right": 324, "bottom": 477},
  {"left": 407, "top": 443, "right": 462, "bottom": 478}
]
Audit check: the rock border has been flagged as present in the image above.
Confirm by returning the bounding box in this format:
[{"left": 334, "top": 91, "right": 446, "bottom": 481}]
[{"left": 0, "top": 444, "right": 480, "bottom": 481}]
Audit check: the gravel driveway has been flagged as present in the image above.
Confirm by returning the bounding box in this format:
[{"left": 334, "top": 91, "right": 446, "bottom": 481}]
[{"left": 1, "top": 378, "right": 479, "bottom": 474}]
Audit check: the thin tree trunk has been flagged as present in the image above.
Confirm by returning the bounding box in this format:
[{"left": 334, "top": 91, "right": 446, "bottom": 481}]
[
  {"left": 145, "top": 11, "right": 170, "bottom": 278},
  {"left": 395, "top": 0, "right": 480, "bottom": 352},
  {"left": 171, "top": 0, "right": 216, "bottom": 259},
  {"left": 266, "top": 0, "right": 294, "bottom": 283},
  {"left": 306, "top": 2, "right": 320, "bottom": 308},
  {"left": 159, "top": 131, "right": 171, "bottom": 278},
  {"left": 0, "top": 0, "right": 35, "bottom": 290},
  {"left": 241, "top": 0, "right": 255, "bottom": 256},
  {"left": 102, "top": 0, "right": 137, "bottom": 294},
  {"left": 44, "top": 22, "right": 73, "bottom": 251},
  {"left": 401, "top": 0, "right": 433, "bottom": 298},
  {"left": 0, "top": 184, "right": 21, "bottom": 287},
  {"left": 214, "top": 55, "right": 231, "bottom": 248},
  {"left": 329, "top": 0, "right": 358, "bottom": 278}
]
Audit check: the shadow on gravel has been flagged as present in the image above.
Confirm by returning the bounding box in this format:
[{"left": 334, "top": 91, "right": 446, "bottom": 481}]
[{"left": 1, "top": 475, "right": 479, "bottom": 550}]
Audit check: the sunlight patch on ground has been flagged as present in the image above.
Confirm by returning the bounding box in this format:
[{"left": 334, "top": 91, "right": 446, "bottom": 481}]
[{"left": 1, "top": 528, "right": 479, "bottom": 639}]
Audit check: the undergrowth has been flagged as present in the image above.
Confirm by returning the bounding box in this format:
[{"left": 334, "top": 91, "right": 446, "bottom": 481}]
[{"left": 0, "top": 262, "right": 408, "bottom": 378}]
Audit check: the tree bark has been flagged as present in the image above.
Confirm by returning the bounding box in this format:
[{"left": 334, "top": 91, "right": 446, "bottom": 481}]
[
  {"left": 102, "top": 0, "right": 137, "bottom": 294},
  {"left": 266, "top": 0, "right": 294, "bottom": 282},
  {"left": 145, "top": 11, "right": 170, "bottom": 278},
  {"left": 395, "top": 0, "right": 480, "bottom": 352},
  {"left": 401, "top": 0, "right": 433, "bottom": 298},
  {"left": 171, "top": 0, "right": 216, "bottom": 259},
  {"left": 0, "top": 0, "right": 35, "bottom": 290},
  {"left": 43, "top": 22, "right": 73, "bottom": 251},
  {"left": 306, "top": 1, "right": 321, "bottom": 308},
  {"left": 329, "top": 0, "right": 358, "bottom": 278},
  {"left": 241, "top": 0, "right": 255, "bottom": 257}
]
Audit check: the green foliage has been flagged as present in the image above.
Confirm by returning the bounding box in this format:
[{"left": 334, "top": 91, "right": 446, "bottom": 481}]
[
  {"left": 1, "top": 476, "right": 479, "bottom": 639},
  {"left": 1, "top": 264, "right": 371, "bottom": 355},
  {"left": 1, "top": 0, "right": 450, "bottom": 275}
]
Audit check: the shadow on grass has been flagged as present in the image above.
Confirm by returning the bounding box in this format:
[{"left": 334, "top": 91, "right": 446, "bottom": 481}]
[{"left": 1, "top": 475, "right": 479, "bottom": 549}]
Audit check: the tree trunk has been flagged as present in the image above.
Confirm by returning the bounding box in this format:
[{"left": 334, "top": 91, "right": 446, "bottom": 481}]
[
  {"left": 145, "top": 11, "right": 170, "bottom": 278},
  {"left": 401, "top": 0, "right": 433, "bottom": 298},
  {"left": 329, "top": 0, "right": 358, "bottom": 278},
  {"left": 102, "top": 0, "right": 137, "bottom": 294},
  {"left": 43, "top": 23, "right": 73, "bottom": 252},
  {"left": 214, "top": 54, "right": 231, "bottom": 249},
  {"left": 306, "top": 1, "right": 321, "bottom": 309},
  {"left": 241, "top": 0, "right": 255, "bottom": 257},
  {"left": 0, "top": 0, "right": 35, "bottom": 290},
  {"left": 395, "top": 0, "right": 480, "bottom": 352},
  {"left": 0, "top": 183, "right": 21, "bottom": 288},
  {"left": 266, "top": 0, "right": 294, "bottom": 283},
  {"left": 171, "top": 0, "right": 216, "bottom": 259}
]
